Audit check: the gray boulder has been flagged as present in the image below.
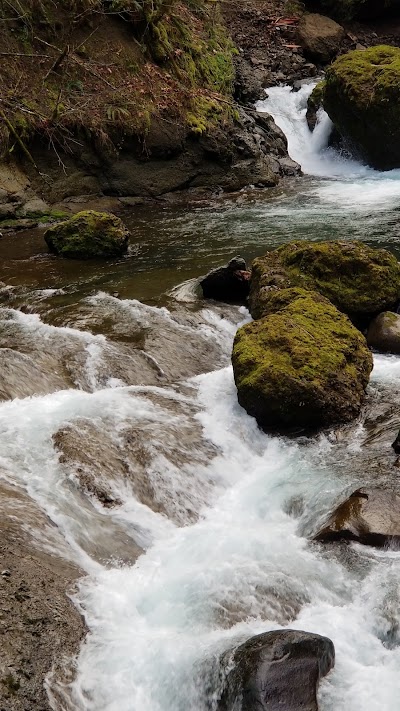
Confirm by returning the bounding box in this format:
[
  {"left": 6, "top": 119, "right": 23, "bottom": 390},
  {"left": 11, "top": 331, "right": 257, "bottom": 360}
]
[{"left": 218, "top": 629, "right": 335, "bottom": 711}]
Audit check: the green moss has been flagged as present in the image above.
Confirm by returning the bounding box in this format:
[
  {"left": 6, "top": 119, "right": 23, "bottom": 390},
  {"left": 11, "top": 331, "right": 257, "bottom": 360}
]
[
  {"left": 232, "top": 289, "right": 372, "bottom": 430},
  {"left": 186, "top": 97, "right": 224, "bottom": 134},
  {"left": 324, "top": 46, "right": 400, "bottom": 169},
  {"left": 44, "top": 210, "right": 129, "bottom": 259},
  {"left": 308, "top": 80, "right": 326, "bottom": 112},
  {"left": 249, "top": 240, "right": 400, "bottom": 320}
]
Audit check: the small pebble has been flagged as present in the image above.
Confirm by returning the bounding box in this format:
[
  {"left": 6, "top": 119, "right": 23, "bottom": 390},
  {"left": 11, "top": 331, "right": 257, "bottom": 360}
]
[{"left": 2, "top": 569, "right": 11, "bottom": 577}]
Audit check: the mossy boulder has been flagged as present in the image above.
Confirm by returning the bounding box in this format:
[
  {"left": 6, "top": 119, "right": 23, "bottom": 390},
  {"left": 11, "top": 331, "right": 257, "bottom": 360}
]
[
  {"left": 249, "top": 240, "right": 400, "bottom": 322},
  {"left": 315, "top": 488, "right": 400, "bottom": 547},
  {"left": 306, "top": 80, "right": 325, "bottom": 131},
  {"left": 44, "top": 210, "right": 129, "bottom": 259},
  {"left": 232, "top": 289, "right": 373, "bottom": 431},
  {"left": 323, "top": 46, "right": 400, "bottom": 170}
]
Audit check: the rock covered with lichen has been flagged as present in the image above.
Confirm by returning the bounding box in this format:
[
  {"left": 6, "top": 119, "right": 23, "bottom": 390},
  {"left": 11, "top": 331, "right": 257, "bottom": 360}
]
[
  {"left": 232, "top": 289, "right": 373, "bottom": 431},
  {"left": 323, "top": 46, "right": 400, "bottom": 170},
  {"left": 44, "top": 210, "right": 129, "bottom": 259},
  {"left": 248, "top": 240, "right": 400, "bottom": 322}
]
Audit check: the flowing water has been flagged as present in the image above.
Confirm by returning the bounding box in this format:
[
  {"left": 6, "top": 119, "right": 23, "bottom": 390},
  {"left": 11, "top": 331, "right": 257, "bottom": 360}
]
[{"left": 3, "top": 83, "right": 400, "bottom": 710}]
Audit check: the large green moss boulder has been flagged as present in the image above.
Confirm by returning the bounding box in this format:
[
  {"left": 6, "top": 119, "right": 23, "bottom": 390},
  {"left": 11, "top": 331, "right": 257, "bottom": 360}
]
[
  {"left": 44, "top": 210, "right": 129, "bottom": 259},
  {"left": 323, "top": 46, "right": 400, "bottom": 170},
  {"left": 232, "top": 289, "right": 373, "bottom": 431},
  {"left": 249, "top": 240, "right": 400, "bottom": 322}
]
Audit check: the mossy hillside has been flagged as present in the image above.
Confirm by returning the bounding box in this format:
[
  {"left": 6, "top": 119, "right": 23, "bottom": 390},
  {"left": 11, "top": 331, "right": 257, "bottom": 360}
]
[
  {"left": 0, "top": 0, "right": 236, "bottom": 159},
  {"left": 249, "top": 240, "right": 400, "bottom": 321},
  {"left": 44, "top": 210, "right": 129, "bottom": 259},
  {"left": 232, "top": 289, "right": 373, "bottom": 430},
  {"left": 324, "top": 46, "right": 400, "bottom": 169}
]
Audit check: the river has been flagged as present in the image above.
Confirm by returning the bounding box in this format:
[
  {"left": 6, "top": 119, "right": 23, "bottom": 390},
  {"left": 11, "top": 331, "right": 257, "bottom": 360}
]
[{"left": 2, "top": 83, "right": 400, "bottom": 711}]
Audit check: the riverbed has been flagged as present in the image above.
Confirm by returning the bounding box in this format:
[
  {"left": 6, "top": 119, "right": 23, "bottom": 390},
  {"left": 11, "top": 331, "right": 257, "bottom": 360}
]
[{"left": 2, "top": 84, "right": 400, "bottom": 710}]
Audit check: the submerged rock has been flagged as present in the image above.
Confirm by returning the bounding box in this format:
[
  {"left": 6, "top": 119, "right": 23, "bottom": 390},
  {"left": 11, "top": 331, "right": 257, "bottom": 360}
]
[
  {"left": 315, "top": 488, "right": 400, "bottom": 547},
  {"left": 218, "top": 629, "right": 335, "bottom": 711},
  {"left": 232, "top": 289, "right": 372, "bottom": 431},
  {"left": 248, "top": 240, "right": 400, "bottom": 322},
  {"left": 367, "top": 311, "right": 400, "bottom": 354},
  {"left": 323, "top": 46, "right": 400, "bottom": 170},
  {"left": 200, "top": 256, "right": 250, "bottom": 303},
  {"left": 297, "top": 13, "right": 344, "bottom": 64},
  {"left": 44, "top": 210, "right": 129, "bottom": 259}
]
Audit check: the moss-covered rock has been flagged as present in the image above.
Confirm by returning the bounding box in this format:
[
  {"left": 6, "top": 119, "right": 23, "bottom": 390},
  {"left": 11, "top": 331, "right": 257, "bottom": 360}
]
[
  {"left": 323, "top": 46, "right": 400, "bottom": 170},
  {"left": 232, "top": 289, "right": 373, "bottom": 431},
  {"left": 44, "top": 210, "right": 129, "bottom": 259},
  {"left": 249, "top": 240, "right": 400, "bottom": 322},
  {"left": 306, "top": 80, "right": 325, "bottom": 131}
]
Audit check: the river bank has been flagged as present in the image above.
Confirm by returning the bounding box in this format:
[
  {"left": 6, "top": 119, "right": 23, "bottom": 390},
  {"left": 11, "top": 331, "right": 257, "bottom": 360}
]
[{"left": 2, "top": 2, "right": 400, "bottom": 710}]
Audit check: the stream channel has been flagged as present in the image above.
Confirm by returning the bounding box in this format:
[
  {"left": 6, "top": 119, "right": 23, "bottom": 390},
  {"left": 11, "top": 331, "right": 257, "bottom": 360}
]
[{"left": 2, "top": 83, "right": 400, "bottom": 710}]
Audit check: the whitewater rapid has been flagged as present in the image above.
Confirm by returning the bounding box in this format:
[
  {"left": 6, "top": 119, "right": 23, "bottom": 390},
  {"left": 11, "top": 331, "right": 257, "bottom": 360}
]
[{"left": 2, "top": 81, "right": 400, "bottom": 711}]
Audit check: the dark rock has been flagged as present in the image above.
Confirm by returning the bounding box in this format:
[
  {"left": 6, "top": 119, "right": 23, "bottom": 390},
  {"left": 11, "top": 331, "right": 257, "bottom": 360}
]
[
  {"left": 297, "top": 13, "right": 344, "bottom": 64},
  {"left": 305, "top": 0, "right": 400, "bottom": 21},
  {"left": 232, "top": 288, "right": 372, "bottom": 432},
  {"left": 392, "top": 431, "right": 400, "bottom": 454},
  {"left": 218, "top": 629, "right": 335, "bottom": 711},
  {"left": 367, "top": 311, "right": 400, "bottom": 354},
  {"left": 315, "top": 488, "right": 400, "bottom": 547},
  {"left": 200, "top": 256, "right": 250, "bottom": 303},
  {"left": 234, "top": 58, "right": 267, "bottom": 103}
]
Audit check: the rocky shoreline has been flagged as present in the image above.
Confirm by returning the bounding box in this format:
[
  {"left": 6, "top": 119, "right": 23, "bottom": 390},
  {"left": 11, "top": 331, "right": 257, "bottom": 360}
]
[{"left": 2, "top": 1, "right": 400, "bottom": 709}]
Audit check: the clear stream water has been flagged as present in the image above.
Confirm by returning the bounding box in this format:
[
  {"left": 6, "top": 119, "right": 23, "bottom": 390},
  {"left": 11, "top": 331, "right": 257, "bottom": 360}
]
[{"left": 2, "top": 84, "right": 400, "bottom": 710}]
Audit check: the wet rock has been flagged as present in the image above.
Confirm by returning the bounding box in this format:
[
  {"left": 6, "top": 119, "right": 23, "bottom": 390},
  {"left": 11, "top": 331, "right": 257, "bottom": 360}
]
[
  {"left": 324, "top": 46, "right": 400, "bottom": 170},
  {"left": 232, "top": 288, "right": 372, "bottom": 431},
  {"left": 44, "top": 210, "right": 129, "bottom": 259},
  {"left": 248, "top": 240, "right": 400, "bottom": 323},
  {"left": 367, "top": 311, "right": 400, "bottom": 354},
  {"left": 234, "top": 57, "right": 267, "bottom": 103},
  {"left": 297, "top": 13, "right": 344, "bottom": 64},
  {"left": 218, "top": 629, "right": 335, "bottom": 711},
  {"left": 278, "top": 156, "right": 302, "bottom": 176},
  {"left": 392, "top": 431, "right": 400, "bottom": 454},
  {"left": 306, "top": 80, "right": 325, "bottom": 131},
  {"left": 200, "top": 256, "right": 250, "bottom": 303},
  {"left": 315, "top": 488, "right": 400, "bottom": 547}
]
